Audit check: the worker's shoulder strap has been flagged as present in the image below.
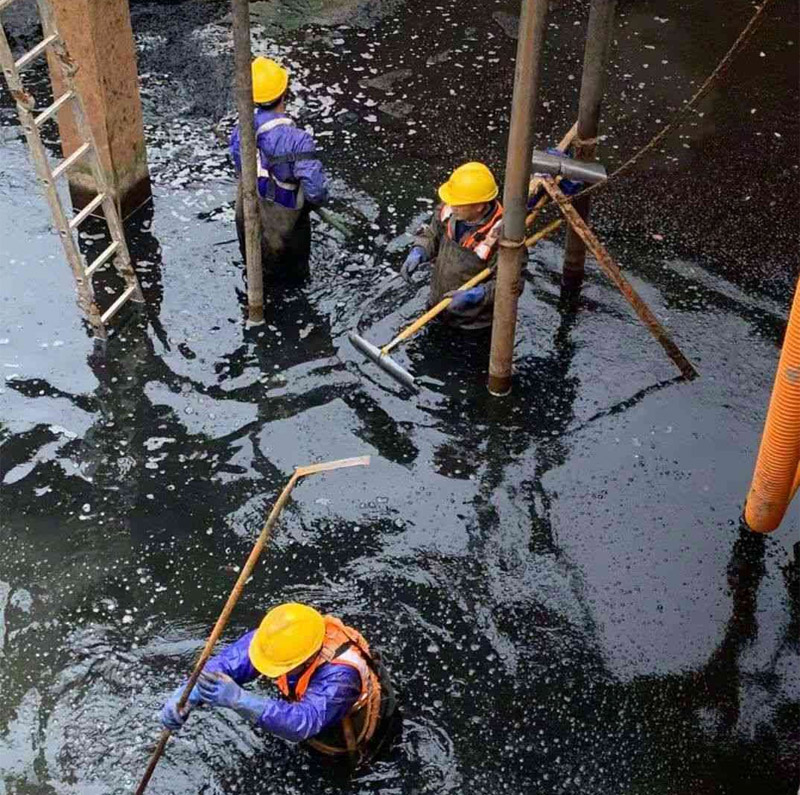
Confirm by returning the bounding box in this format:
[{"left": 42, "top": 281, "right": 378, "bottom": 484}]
[
  {"left": 255, "top": 116, "right": 321, "bottom": 166},
  {"left": 255, "top": 116, "right": 293, "bottom": 137},
  {"left": 322, "top": 616, "right": 378, "bottom": 669},
  {"left": 334, "top": 626, "right": 381, "bottom": 677},
  {"left": 329, "top": 639, "right": 355, "bottom": 661}
]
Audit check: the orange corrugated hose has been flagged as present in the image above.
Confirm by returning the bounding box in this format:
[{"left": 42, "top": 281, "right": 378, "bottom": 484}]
[{"left": 744, "top": 282, "right": 800, "bottom": 533}]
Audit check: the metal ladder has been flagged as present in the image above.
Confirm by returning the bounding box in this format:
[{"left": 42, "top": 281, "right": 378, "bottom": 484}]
[{"left": 0, "top": 0, "right": 144, "bottom": 339}]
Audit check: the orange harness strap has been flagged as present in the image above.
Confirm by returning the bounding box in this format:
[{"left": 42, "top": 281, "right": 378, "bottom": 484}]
[
  {"left": 440, "top": 202, "right": 504, "bottom": 261},
  {"left": 275, "top": 616, "right": 382, "bottom": 756}
]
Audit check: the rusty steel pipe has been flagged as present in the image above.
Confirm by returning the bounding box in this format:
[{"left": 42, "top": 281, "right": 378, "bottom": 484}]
[
  {"left": 488, "top": 0, "right": 549, "bottom": 396},
  {"left": 524, "top": 124, "right": 577, "bottom": 231},
  {"left": 531, "top": 150, "right": 608, "bottom": 183},
  {"left": 231, "top": 0, "right": 264, "bottom": 324},
  {"left": 542, "top": 177, "right": 697, "bottom": 380},
  {"left": 562, "top": 0, "right": 617, "bottom": 292}
]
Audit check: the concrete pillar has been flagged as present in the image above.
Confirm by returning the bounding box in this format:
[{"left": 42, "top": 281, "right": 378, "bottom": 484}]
[{"left": 47, "top": 0, "right": 150, "bottom": 218}]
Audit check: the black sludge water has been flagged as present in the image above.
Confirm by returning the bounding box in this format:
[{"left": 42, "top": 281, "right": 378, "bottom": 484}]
[{"left": 1, "top": 0, "right": 798, "bottom": 792}]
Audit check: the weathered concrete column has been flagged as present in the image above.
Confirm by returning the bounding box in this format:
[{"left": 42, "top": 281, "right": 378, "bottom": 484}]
[
  {"left": 487, "top": 0, "right": 549, "bottom": 396},
  {"left": 561, "top": 0, "right": 616, "bottom": 291},
  {"left": 47, "top": 0, "right": 151, "bottom": 218}
]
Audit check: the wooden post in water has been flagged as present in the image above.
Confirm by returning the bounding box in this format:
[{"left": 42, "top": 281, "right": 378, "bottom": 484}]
[
  {"left": 561, "top": 0, "right": 617, "bottom": 292},
  {"left": 487, "top": 0, "right": 549, "bottom": 396},
  {"left": 231, "top": 0, "right": 264, "bottom": 324}
]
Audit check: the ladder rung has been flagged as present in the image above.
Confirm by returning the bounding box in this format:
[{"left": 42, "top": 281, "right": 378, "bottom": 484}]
[
  {"left": 15, "top": 33, "right": 58, "bottom": 71},
  {"left": 85, "top": 240, "right": 119, "bottom": 277},
  {"left": 52, "top": 142, "right": 91, "bottom": 180},
  {"left": 100, "top": 284, "right": 137, "bottom": 325},
  {"left": 35, "top": 91, "right": 74, "bottom": 127},
  {"left": 69, "top": 192, "right": 105, "bottom": 230}
]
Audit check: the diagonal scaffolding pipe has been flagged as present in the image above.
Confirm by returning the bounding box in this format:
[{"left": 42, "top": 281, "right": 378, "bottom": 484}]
[
  {"left": 540, "top": 176, "right": 698, "bottom": 380},
  {"left": 231, "top": 0, "right": 264, "bottom": 324}
]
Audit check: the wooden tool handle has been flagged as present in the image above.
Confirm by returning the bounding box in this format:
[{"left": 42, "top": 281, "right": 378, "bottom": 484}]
[
  {"left": 523, "top": 218, "right": 563, "bottom": 249},
  {"left": 381, "top": 268, "right": 492, "bottom": 356},
  {"left": 134, "top": 470, "right": 302, "bottom": 795},
  {"left": 134, "top": 456, "right": 370, "bottom": 794},
  {"left": 296, "top": 455, "right": 370, "bottom": 476}
]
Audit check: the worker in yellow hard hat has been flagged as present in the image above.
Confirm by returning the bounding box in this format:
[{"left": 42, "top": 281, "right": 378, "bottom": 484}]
[
  {"left": 230, "top": 57, "right": 329, "bottom": 284},
  {"left": 400, "top": 162, "right": 518, "bottom": 329},
  {"left": 160, "top": 603, "right": 396, "bottom": 760}
]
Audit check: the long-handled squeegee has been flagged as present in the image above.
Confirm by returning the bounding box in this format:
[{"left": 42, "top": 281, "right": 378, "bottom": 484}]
[
  {"left": 349, "top": 215, "right": 565, "bottom": 391},
  {"left": 349, "top": 268, "right": 492, "bottom": 391}
]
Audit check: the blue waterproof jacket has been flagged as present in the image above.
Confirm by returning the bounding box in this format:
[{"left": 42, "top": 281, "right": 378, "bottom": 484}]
[
  {"left": 230, "top": 110, "right": 329, "bottom": 210},
  {"left": 204, "top": 630, "right": 361, "bottom": 742}
]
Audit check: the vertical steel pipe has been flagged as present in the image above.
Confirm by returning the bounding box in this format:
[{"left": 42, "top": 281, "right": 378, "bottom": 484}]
[
  {"left": 561, "top": 0, "right": 616, "bottom": 292},
  {"left": 488, "top": 0, "right": 549, "bottom": 396}
]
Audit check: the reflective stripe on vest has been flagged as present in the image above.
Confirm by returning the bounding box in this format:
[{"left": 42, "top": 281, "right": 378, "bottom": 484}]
[
  {"left": 275, "top": 616, "right": 382, "bottom": 753},
  {"left": 439, "top": 202, "right": 504, "bottom": 261},
  {"left": 254, "top": 117, "right": 304, "bottom": 196}
]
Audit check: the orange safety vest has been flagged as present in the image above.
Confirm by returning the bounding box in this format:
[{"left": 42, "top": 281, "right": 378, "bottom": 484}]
[
  {"left": 440, "top": 201, "right": 504, "bottom": 261},
  {"left": 275, "top": 616, "right": 382, "bottom": 756}
]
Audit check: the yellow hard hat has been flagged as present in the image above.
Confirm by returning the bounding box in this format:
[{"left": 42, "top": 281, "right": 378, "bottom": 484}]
[
  {"left": 438, "top": 161, "right": 499, "bottom": 206},
  {"left": 248, "top": 602, "right": 325, "bottom": 678},
  {"left": 252, "top": 56, "right": 289, "bottom": 105}
]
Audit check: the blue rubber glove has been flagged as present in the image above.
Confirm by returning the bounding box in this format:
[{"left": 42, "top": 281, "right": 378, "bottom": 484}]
[
  {"left": 449, "top": 284, "right": 486, "bottom": 311},
  {"left": 160, "top": 680, "right": 203, "bottom": 732},
  {"left": 197, "top": 671, "right": 268, "bottom": 724},
  {"left": 400, "top": 246, "right": 427, "bottom": 283}
]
